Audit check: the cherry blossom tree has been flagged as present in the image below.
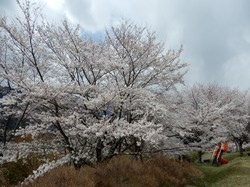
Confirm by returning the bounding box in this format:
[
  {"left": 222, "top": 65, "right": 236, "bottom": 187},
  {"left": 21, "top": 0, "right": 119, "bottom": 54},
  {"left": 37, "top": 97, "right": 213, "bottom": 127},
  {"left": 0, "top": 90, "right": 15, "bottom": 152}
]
[
  {"left": 0, "top": 0, "right": 188, "bottom": 170},
  {"left": 174, "top": 83, "right": 250, "bottom": 160},
  {"left": 222, "top": 90, "right": 250, "bottom": 156},
  {"left": 173, "top": 84, "right": 234, "bottom": 161}
]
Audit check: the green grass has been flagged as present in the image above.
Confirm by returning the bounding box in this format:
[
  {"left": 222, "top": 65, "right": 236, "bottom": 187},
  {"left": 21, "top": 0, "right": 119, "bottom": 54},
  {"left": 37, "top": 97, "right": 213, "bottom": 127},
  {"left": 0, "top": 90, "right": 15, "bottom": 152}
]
[{"left": 193, "top": 152, "right": 250, "bottom": 187}]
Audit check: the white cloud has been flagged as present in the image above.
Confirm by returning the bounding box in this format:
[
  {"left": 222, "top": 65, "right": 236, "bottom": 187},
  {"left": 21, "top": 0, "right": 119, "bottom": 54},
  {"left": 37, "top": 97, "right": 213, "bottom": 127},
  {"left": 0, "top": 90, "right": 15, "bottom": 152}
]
[{"left": 45, "top": 0, "right": 64, "bottom": 10}]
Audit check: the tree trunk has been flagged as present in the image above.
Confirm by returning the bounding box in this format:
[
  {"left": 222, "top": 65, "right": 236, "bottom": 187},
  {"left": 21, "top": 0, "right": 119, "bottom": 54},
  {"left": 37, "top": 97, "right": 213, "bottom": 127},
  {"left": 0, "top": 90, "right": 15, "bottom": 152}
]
[
  {"left": 235, "top": 141, "right": 239, "bottom": 152},
  {"left": 239, "top": 142, "right": 244, "bottom": 156},
  {"left": 197, "top": 147, "right": 202, "bottom": 163},
  {"left": 3, "top": 116, "right": 11, "bottom": 146},
  {"left": 96, "top": 138, "right": 103, "bottom": 163}
]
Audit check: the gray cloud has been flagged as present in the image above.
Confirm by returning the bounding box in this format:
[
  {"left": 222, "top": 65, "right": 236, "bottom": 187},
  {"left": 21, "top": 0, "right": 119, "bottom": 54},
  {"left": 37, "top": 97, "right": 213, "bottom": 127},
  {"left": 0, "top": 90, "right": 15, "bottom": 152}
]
[
  {"left": 1, "top": 0, "right": 250, "bottom": 89},
  {"left": 0, "top": 0, "right": 14, "bottom": 8},
  {"left": 0, "top": 0, "right": 17, "bottom": 15},
  {"left": 152, "top": 0, "right": 250, "bottom": 89},
  {"left": 181, "top": 0, "right": 250, "bottom": 81}
]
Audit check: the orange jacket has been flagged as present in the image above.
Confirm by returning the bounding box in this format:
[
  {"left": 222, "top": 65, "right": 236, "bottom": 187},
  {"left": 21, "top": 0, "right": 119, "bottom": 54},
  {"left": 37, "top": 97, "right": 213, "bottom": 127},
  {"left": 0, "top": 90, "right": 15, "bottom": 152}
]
[
  {"left": 213, "top": 145, "right": 221, "bottom": 157},
  {"left": 222, "top": 141, "right": 228, "bottom": 152}
]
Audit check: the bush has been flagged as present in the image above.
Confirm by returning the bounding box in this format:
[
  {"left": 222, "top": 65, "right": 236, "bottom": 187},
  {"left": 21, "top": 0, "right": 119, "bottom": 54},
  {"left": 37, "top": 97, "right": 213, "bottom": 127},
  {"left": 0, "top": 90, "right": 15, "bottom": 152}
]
[
  {"left": 0, "top": 154, "right": 44, "bottom": 186},
  {"left": 181, "top": 151, "right": 200, "bottom": 162},
  {"left": 244, "top": 146, "right": 250, "bottom": 152},
  {"left": 23, "top": 154, "right": 202, "bottom": 187}
]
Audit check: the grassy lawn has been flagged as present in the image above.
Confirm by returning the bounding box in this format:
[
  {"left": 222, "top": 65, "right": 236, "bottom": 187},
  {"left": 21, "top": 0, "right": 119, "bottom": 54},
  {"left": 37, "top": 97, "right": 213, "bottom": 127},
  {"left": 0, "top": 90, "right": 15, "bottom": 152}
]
[{"left": 192, "top": 152, "right": 250, "bottom": 187}]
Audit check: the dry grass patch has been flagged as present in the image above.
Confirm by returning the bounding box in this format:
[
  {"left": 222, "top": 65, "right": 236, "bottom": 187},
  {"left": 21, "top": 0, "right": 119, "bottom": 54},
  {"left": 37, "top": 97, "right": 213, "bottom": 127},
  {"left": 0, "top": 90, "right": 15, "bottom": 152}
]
[{"left": 24, "top": 154, "right": 202, "bottom": 187}]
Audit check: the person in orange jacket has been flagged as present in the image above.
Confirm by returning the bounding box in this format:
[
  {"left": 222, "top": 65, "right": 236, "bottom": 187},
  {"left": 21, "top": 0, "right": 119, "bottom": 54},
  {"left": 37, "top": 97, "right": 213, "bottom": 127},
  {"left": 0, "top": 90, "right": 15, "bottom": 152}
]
[
  {"left": 218, "top": 141, "right": 228, "bottom": 165},
  {"left": 211, "top": 142, "right": 221, "bottom": 165},
  {"left": 211, "top": 141, "right": 228, "bottom": 165}
]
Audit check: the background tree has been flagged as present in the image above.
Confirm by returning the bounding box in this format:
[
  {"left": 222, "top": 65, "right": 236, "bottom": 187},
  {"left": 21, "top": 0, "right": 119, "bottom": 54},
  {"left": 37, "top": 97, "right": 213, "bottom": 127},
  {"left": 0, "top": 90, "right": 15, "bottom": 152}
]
[
  {"left": 222, "top": 89, "right": 250, "bottom": 156},
  {"left": 173, "top": 84, "right": 242, "bottom": 161}
]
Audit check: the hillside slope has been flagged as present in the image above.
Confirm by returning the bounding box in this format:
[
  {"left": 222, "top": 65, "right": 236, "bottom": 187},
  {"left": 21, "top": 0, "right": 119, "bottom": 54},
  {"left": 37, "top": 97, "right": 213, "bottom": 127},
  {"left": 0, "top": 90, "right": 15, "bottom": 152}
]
[{"left": 194, "top": 152, "right": 250, "bottom": 187}]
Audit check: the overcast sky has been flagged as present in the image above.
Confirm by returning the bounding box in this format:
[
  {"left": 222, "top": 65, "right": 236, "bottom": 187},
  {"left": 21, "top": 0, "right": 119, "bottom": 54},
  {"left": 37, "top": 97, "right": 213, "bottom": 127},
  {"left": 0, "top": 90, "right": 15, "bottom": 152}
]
[{"left": 1, "top": 0, "right": 250, "bottom": 90}]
